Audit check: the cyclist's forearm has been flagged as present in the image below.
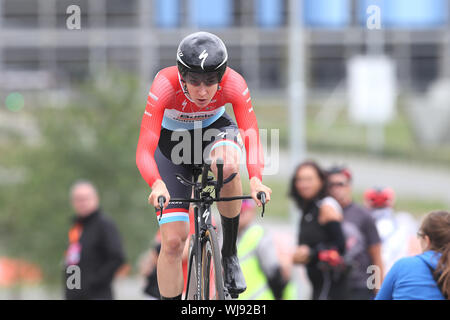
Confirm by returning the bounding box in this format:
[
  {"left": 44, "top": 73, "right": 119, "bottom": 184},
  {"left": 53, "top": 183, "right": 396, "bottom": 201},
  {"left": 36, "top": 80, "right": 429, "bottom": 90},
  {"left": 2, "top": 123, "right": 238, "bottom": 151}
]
[
  {"left": 137, "top": 74, "right": 170, "bottom": 187},
  {"left": 229, "top": 75, "right": 264, "bottom": 180},
  {"left": 136, "top": 128, "right": 162, "bottom": 187},
  {"left": 136, "top": 152, "right": 162, "bottom": 188},
  {"left": 241, "top": 127, "right": 264, "bottom": 182}
]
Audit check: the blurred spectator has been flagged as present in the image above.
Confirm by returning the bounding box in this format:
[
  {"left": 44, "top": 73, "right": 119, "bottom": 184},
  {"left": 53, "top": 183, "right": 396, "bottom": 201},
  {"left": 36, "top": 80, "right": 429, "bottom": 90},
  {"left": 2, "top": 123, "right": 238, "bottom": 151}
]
[
  {"left": 237, "top": 200, "right": 295, "bottom": 300},
  {"left": 376, "top": 210, "right": 450, "bottom": 300},
  {"left": 327, "top": 166, "right": 383, "bottom": 300},
  {"left": 139, "top": 235, "right": 161, "bottom": 300},
  {"left": 289, "top": 161, "right": 348, "bottom": 300},
  {"left": 364, "top": 187, "right": 421, "bottom": 273},
  {"left": 64, "top": 180, "right": 125, "bottom": 300}
]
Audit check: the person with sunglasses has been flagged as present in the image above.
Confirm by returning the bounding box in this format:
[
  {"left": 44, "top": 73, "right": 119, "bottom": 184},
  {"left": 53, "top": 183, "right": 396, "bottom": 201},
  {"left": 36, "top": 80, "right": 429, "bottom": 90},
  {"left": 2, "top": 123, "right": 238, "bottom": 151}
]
[
  {"left": 327, "top": 166, "right": 383, "bottom": 300},
  {"left": 136, "top": 31, "right": 272, "bottom": 300}
]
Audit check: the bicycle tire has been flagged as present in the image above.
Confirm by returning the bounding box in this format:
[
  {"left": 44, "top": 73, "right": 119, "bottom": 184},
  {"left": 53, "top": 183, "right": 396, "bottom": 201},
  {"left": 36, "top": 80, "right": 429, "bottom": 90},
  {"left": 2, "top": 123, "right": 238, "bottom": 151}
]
[
  {"left": 185, "top": 234, "right": 198, "bottom": 300},
  {"left": 201, "top": 226, "right": 225, "bottom": 300}
]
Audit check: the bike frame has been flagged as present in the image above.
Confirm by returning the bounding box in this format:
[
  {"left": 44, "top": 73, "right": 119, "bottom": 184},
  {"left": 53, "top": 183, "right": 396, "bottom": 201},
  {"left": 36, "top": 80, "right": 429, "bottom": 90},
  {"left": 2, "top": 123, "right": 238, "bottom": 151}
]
[
  {"left": 185, "top": 164, "right": 227, "bottom": 300},
  {"left": 159, "top": 161, "right": 265, "bottom": 300}
]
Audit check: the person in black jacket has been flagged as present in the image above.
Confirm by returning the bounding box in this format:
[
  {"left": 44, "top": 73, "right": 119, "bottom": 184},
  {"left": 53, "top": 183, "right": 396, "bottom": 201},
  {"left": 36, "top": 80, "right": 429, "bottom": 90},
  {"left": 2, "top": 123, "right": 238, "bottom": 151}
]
[
  {"left": 64, "top": 180, "right": 125, "bottom": 300},
  {"left": 289, "top": 161, "right": 349, "bottom": 300}
]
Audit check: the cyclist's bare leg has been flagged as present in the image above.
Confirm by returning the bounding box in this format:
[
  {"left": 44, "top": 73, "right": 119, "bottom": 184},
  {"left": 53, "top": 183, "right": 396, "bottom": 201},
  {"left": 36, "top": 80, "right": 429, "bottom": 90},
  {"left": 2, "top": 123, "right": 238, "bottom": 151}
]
[
  {"left": 209, "top": 144, "right": 246, "bottom": 295},
  {"left": 157, "top": 221, "right": 189, "bottom": 298},
  {"left": 210, "top": 145, "right": 242, "bottom": 218}
]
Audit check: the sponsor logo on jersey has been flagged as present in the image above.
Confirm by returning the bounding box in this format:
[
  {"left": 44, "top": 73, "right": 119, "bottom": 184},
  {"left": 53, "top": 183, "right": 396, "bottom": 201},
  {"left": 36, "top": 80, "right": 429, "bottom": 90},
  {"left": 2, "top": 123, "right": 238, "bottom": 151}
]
[{"left": 164, "top": 107, "right": 224, "bottom": 123}]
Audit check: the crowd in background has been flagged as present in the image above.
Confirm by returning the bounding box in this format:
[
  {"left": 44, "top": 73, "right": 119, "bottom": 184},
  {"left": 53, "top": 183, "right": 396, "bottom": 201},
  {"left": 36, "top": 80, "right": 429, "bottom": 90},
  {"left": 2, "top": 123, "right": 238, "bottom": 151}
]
[
  {"left": 286, "top": 160, "right": 449, "bottom": 300},
  {"left": 63, "top": 161, "right": 449, "bottom": 300}
]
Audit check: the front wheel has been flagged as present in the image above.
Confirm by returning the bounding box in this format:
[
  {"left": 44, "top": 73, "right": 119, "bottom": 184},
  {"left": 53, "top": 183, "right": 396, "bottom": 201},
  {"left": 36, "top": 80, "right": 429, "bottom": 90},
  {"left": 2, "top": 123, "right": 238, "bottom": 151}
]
[
  {"left": 201, "top": 226, "right": 225, "bottom": 300},
  {"left": 185, "top": 234, "right": 197, "bottom": 300}
]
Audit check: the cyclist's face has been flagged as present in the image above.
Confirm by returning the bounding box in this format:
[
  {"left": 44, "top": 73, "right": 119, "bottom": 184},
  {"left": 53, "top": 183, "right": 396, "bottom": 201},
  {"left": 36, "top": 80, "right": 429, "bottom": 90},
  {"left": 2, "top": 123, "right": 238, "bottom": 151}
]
[
  {"left": 295, "top": 166, "right": 323, "bottom": 200},
  {"left": 71, "top": 184, "right": 99, "bottom": 217},
  {"left": 184, "top": 72, "right": 219, "bottom": 108}
]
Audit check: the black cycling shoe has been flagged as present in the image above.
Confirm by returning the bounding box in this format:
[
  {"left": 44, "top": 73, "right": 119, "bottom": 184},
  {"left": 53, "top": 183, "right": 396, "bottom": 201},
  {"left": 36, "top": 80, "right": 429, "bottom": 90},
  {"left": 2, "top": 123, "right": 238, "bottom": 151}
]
[{"left": 222, "top": 255, "right": 246, "bottom": 298}]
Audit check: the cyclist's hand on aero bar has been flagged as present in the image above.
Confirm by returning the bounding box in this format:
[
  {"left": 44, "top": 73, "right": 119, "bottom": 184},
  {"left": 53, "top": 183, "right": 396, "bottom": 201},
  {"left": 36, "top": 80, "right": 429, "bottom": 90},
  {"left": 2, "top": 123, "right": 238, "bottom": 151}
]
[
  {"left": 250, "top": 177, "right": 272, "bottom": 207},
  {"left": 149, "top": 179, "right": 170, "bottom": 209}
]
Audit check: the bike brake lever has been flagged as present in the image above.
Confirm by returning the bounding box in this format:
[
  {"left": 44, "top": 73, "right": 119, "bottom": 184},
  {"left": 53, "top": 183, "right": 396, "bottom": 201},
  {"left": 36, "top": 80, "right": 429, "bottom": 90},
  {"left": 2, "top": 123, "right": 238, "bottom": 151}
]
[
  {"left": 257, "top": 192, "right": 266, "bottom": 217},
  {"left": 157, "top": 196, "right": 166, "bottom": 222}
]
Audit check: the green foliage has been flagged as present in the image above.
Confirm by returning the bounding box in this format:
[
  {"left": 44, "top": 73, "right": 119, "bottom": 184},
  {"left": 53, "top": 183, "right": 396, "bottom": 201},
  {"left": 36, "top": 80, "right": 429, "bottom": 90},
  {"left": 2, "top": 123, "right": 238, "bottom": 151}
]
[{"left": 0, "top": 71, "right": 157, "bottom": 285}]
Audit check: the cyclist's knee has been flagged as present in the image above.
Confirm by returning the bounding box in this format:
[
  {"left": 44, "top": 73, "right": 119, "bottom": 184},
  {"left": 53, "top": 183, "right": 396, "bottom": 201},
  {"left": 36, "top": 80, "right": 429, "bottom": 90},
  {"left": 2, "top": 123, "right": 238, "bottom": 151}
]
[
  {"left": 222, "top": 161, "right": 240, "bottom": 178},
  {"left": 210, "top": 145, "right": 241, "bottom": 170},
  {"left": 160, "top": 222, "right": 188, "bottom": 258},
  {"left": 162, "top": 235, "right": 186, "bottom": 257},
  {"left": 212, "top": 154, "right": 240, "bottom": 177}
]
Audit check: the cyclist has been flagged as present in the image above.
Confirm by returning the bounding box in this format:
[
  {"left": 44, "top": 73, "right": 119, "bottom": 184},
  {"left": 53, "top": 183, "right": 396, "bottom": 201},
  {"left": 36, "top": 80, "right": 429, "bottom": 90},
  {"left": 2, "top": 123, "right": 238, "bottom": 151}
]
[{"left": 136, "top": 31, "right": 272, "bottom": 300}]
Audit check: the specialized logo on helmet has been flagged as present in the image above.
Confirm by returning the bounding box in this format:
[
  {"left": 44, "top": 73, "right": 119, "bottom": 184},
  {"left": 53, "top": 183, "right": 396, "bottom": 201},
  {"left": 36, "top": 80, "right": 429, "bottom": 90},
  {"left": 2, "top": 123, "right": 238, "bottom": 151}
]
[{"left": 199, "top": 50, "right": 208, "bottom": 70}]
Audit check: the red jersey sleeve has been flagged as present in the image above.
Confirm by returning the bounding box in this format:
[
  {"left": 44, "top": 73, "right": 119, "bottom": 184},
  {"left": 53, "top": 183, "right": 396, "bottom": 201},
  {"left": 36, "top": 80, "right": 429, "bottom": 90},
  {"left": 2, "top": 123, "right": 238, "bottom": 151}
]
[
  {"left": 222, "top": 69, "right": 264, "bottom": 181},
  {"left": 136, "top": 70, "right": 174, "bottom": 188}
]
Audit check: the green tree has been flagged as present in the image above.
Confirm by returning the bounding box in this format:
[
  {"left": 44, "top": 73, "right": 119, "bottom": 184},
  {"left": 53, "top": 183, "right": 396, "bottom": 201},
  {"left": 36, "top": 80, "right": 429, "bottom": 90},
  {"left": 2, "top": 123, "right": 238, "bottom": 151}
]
[{"left": 0, "top": 71, "right": 157, "bottom": 286}]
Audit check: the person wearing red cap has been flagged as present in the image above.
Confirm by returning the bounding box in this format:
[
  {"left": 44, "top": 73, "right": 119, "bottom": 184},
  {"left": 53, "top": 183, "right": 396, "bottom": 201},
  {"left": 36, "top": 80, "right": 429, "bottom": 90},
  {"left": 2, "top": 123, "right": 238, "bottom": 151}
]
[{"left": 364, "top": 187, "right": 421, "bottom": 275}]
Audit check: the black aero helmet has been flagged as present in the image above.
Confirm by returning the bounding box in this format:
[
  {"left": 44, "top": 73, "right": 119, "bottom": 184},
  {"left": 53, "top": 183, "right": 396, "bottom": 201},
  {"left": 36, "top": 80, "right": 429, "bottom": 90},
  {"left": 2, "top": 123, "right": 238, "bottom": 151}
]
[{"left": 177, "top": 31, "right": 228, "bottom": 82}]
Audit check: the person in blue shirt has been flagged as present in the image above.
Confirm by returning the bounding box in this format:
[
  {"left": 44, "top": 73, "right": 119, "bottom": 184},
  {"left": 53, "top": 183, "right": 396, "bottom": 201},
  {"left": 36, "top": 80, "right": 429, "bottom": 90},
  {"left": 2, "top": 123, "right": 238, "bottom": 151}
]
[{"left": 375, "top": 210, "right": 450, "bottom": 300}]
